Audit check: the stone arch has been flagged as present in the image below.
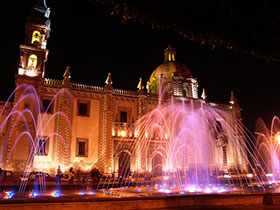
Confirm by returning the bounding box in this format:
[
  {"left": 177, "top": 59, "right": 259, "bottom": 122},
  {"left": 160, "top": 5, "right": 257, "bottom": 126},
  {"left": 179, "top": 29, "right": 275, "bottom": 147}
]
[
  {"left": 118, "top": 150, "right": 131, "bottom": 177},
  {"left": 151, "top": 152, "right": 163, "bottom": 176}
]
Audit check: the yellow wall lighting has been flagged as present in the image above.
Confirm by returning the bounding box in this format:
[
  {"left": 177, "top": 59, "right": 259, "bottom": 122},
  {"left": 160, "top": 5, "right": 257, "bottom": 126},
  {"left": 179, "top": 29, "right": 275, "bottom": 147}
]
[
  {"left": 120, "top": 130, "right": 127, "bottom": 138},
  {"left": 275, "top": 133, "right": 280, "bottom": 144}
]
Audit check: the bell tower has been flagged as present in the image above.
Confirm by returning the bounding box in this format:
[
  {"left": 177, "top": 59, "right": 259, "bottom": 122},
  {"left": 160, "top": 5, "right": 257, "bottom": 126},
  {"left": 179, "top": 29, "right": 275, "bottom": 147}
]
[{"left": 18, "top": 0, "right": 50, "bottom": 78}]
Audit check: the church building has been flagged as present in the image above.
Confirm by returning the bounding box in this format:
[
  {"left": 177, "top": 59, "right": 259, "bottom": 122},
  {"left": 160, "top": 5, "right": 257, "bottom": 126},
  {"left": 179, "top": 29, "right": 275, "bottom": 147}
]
[{"left": 0, "top": 1, "right": 246, "bottom": 176}]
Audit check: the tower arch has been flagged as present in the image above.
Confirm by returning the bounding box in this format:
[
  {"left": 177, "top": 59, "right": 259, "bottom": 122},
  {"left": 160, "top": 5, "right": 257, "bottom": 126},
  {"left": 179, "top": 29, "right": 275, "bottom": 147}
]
[
  {"left": 27, "top": 54, "right": 38, "bottom": 68},
  {"left": 31, "top": 31, "right": 41, "bottom": 44}
]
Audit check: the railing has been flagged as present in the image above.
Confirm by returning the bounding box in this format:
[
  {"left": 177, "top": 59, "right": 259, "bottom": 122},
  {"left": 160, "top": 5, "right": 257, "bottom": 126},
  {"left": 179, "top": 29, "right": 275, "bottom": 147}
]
[
  {"left": 44, "top": 78, "right": 63, "bottom": 87},
  {"left": 44, "top": 78, "right": 142, "bottom": 96},
  {"left": 72, "top": 83, "right": 105, "bottom": 92},
  {"left": 113, "top": 88, "right": 138, "bottom": 96},
  {"left": 113, "top": 121, "right": 134, "bottom": 128},
  {"left": 113, "top": 122, "right": 135, "bottom": 138}
]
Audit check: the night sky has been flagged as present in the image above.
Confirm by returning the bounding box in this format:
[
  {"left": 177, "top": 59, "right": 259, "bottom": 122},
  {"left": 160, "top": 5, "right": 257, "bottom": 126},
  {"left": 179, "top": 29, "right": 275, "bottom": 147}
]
[{"left": 1, "top": 0, "right": 280, "bottom": 132}]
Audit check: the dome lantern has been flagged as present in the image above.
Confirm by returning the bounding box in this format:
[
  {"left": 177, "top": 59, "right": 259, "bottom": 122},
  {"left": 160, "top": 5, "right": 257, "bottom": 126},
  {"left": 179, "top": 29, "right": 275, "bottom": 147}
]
[{"left": 164, "top": 45, "right": 176, "bottom": 62}]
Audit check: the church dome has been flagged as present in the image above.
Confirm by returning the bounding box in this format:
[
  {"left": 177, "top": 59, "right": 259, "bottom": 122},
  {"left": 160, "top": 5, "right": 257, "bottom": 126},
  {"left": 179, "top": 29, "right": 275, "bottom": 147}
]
[
  {"left": 147, "top": 45, "right": 193, "bottom": 94},
  {"left": 149, "top": 61, "right": 192, "bottom": 83}
]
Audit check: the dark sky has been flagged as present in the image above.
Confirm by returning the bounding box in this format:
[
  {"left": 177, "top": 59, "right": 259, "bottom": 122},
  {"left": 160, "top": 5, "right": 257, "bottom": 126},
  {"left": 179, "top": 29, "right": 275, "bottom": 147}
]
[{"left": 1, "top": 0, "right": 280, "bottom": 132}]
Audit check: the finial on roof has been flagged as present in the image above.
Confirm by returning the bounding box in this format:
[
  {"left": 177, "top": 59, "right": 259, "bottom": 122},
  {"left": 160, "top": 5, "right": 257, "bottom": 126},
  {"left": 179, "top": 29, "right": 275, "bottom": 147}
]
[
  {"left": 137, "top": 78, "right": 144, "bottom": 90},
  {"left": 229, "top": 91, "right": 238, "bottom": 105},
  {"left": 201, "top": 88, "right": 207, "bottom": 100},
  {"left": 105, "top": 72, "right": 113, "bottom": 90},
  {"left": 62, "top": 66, "right": 71, "bottom": 87},
  {"left": 137, "top": 77, "right": 145, "bottom": 94},
  {"left": 63, "top": 66, "right": 71, "bottom": 79}
]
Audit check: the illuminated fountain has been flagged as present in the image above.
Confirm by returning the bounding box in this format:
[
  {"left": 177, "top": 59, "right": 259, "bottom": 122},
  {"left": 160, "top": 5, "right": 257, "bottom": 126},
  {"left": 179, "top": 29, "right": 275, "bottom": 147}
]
[
  {"left": 0, "top": 84, "right": 71, "bottom": 195},
  {"left": 0, "top": 83, "right": 279, "bottom": 199},
  {"left": 101, "top": 86, "right": 276, "bottom": 195},
  {"left": 255, "top": 116, "right": 280, "bottom": 183}
]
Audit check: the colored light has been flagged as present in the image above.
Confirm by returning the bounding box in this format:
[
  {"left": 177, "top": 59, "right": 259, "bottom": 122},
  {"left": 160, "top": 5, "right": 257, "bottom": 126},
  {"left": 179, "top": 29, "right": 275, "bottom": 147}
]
[
  {"left": 50, "top": 191, "right": 60, "bottom": 198},
  {"left": 88, "top": 191, "right": 95, "bottom": 195},
  {"left": 212, "top": 187, "right": 218, "bottom": 191},
  {"left": 217, "top": 188, "right": 227, "bottom": 193},
  {"left": 158, "top": 189, "right": 171, "bottom": 194},
  {"left": 3, "top": 191, "right": 15, "bottom": 200},
  {"left": 79, "top": 191, "right": 85, "bottom": 196},
  {"left": 29, "top": 191, "right": 38, "bottom": 198},
  {"left": 204, "top": 188, "right": 212, "bottom": 193}
]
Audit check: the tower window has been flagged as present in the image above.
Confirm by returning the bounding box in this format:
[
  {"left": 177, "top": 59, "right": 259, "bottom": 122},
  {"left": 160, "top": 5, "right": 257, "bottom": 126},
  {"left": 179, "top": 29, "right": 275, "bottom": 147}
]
[
  {"left": 120, "top": 111, "right": 127, "bottom": 122},
  {"left": 27, "top": 54, "right": 38, "bottom": 68},
  {"left": 31, "top": 31, "right": 41, "bottom": 44}
]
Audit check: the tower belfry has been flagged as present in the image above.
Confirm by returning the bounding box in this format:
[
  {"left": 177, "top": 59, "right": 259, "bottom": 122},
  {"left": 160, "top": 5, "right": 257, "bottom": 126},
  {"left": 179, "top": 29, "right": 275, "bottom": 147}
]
[{"left": 18, "top": 0, "right": 51, "bottom": 78}]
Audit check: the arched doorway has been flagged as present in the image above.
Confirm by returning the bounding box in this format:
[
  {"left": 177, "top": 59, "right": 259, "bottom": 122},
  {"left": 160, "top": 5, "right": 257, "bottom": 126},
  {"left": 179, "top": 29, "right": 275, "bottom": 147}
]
[
  {"left": 118, "top": 152, "right": 131, "bottom": 177},
  {"left": 152, "top": 153, "right": 163, "bottom": 176}
]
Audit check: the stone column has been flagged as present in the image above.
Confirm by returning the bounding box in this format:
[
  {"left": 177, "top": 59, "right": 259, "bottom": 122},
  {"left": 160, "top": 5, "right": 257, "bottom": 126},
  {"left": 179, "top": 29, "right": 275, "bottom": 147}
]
[{"left": 99, "top": 73, "right": 114, "bottom": 173}]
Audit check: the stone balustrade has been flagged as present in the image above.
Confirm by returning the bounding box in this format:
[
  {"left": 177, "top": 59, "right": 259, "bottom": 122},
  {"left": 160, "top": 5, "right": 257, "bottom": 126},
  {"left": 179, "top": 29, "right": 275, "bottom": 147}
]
[{"left": 44, "top": 78, "right": 63, "bottom": 87}]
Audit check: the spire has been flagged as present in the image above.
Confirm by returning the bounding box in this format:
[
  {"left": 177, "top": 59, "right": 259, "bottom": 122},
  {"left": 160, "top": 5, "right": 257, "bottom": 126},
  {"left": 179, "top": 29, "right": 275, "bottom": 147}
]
[
  {"left": 63, "top": 66, "right": 71, "bottom": 79},
  {"left": 105, "top": 72, "right": 113, "bottom": 90},
  {"left": 201, "top": 88, "right": 207, "bottom": 100},
  {"left": 164, "top": 45, "right": 176, "bottom": 62},
  {"left": 62, "top": 66, "right": 71, "bottom": 87},
  {"left": 229, "top": 91, "right": 238, "bottom": 105},
  {"left": 137, "top": 77, "right": 145, "bottom": 94}
]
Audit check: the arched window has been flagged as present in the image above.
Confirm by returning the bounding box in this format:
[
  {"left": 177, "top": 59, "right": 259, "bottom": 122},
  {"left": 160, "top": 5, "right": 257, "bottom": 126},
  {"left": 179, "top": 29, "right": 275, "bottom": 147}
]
[
  {"left": 27, "top": 54, "right": 38, "bottom": 68},
  {"left": 31, "top": 31, "right": 41, "bottom": 44}
]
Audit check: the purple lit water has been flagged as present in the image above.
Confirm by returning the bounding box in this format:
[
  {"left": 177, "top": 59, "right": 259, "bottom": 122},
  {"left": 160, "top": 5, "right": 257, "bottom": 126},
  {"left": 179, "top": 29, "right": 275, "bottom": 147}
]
[{"left": 1, "top": 84, "right": 280, "bottom": 199}]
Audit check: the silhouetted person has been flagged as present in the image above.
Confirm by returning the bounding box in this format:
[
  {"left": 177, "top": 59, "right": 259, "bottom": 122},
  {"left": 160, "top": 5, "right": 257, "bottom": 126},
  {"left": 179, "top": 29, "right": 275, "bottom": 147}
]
[
  {"left": 56, "top": 166, "right": 62, "bottom": 184},
  {"left": 118, "top": 168, "right": 124, "bottom": 185},
  {"left": 29, "top": 171, "right": 36, "bottom": 182},
  {"left": 76, "top": 167, "right": 82, "bottom": 182},
  {"left": 68, "top": 167, "right": 74, "bottom": 184}
]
